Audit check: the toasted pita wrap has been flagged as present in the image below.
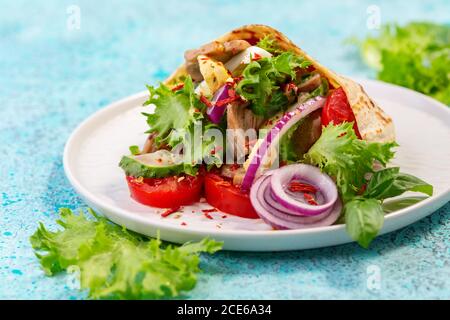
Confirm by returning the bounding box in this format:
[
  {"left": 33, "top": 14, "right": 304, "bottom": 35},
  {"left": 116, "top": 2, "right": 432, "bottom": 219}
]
[{"left": 165, "top": 24, "right": 395, "bottom": 143}]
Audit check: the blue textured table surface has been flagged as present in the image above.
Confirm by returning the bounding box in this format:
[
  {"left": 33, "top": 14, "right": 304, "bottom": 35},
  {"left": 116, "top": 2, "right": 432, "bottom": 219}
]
[{"left": 1, "top": 0, "right": 449, "bottom": 299}]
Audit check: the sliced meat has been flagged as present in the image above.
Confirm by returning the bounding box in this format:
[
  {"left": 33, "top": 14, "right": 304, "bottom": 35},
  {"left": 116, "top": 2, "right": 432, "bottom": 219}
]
[
  {"left": 185, "top": 40, "right": 251, "bottom": 81},
  {"left": 227, "top": 103, "right": 264, "bottom": 131},
  {"left": 140, "top": 133, "right": 157, "bottom": 154},
  {"left": 226, "top": 103, "right": 263, "bottom": 162},
  {"left": 140, "top": 133, "right": 169, "bottom": 154},
  {"left": 297, "top": 73, "right": 322, "bottom": 92},
  {"left": 291, "top": 109, "right": 323, "bottom": 156}
]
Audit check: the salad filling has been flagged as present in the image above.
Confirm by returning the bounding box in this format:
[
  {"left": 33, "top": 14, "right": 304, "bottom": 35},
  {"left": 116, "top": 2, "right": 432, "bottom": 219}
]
[{"left": 119, "top": 25, "right": 433, "bottom": 247}]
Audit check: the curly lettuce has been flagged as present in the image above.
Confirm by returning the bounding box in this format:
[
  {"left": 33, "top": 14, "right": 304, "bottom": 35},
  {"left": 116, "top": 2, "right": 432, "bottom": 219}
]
[
  {"left": 256, "top": 35, "right": 286, "bottom": 55},
  {"left": 30, "top": 208, "right": 222, "bottom": 299},
  {"left": 356, "top": 22, "right": 450, "bottom": 105},
  {"left": 143, "top": 76, "right": 204, "bottom": 147},
  {"left": 236, "top": 52, "right": 311, "bottom": 117},
  {"left": 304, "top": 122, "right": 397, "bottom": 202}
]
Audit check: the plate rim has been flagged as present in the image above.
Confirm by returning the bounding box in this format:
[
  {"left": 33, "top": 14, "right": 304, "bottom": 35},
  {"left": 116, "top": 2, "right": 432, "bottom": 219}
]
[{"left": 63, "top": 78, "right": 450, "bottom": 240}]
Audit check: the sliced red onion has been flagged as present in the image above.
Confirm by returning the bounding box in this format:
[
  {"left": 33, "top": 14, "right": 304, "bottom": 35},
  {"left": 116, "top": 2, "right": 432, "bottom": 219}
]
[
  {"left": 269, "top": 164, "right": 338, "bottom": 216},
  {"left": 250, "top": 173, "right": 341, "bottom": 230},
  {"left": 206, "top": 84, "right": 232, "bottom": 124},
  {"left": 263, "top": 186, "right": 332, "bottom": 223},
  {"left": 241, "top": 96, "right": 326, "bottom": 191}
]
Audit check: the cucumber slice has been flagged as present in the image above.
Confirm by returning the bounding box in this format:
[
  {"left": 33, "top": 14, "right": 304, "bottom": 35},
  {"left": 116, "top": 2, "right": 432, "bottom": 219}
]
[{"left": 119, "top": 150, "right": 197, "bottom": 178}]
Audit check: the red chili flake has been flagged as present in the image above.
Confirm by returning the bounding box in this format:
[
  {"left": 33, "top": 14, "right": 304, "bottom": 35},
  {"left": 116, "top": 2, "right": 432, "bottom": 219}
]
[
  {"left": 204, "top": 212, "right": 214, "bottom": 220},
  {"left": 221, "top": 215, "right": 227, "bottom": 219},
  {"left": 171, "top": 83, "right": 184, "bottom": 92},
  {"left": 306, "top": 65, "right": 315, "bottom": 73},
  {"left": 202, "top": 208, "right": 217, "bottom": 213},
  {"left": 230, "top": 163, "right": 240, "bottom": 171},
  {"left": 233, "top": 76, "right": 244, "bottom": 84},
  {"left": 161, "top": 206, "right": 181, "bottom": 218},
  {"left": 200, "top": 95, "right": 213, "bottom": 108},
  {"left": 303, "top": 193, "right": 318, "bottom": 206},
  {"left": 200, "top": 57, "right": 209, "bottom": 61},
  {"left": 228, "top": 89, "right": 237, "bottom": 98},
  {"left": 252, "top": 53, "right": 262, "bottom": 61},
  {"left": 358, "top": 184, "right": 367, "bottom": 195},
  {"left": 280, "top": 160, "right": 288, "bottom": 167},
  {"left": 288, "top": 182, "right": 318, "bottom": 194},
  {"left": 215, "top": 94, "right": 240, "bottom": 108},
  {"left": 285, "top": 82, "right": 297, "bottom": 92},
  {"left": 181, "top": 222, "right": 187, "bottom": 226},
  {"left": 210, "top": 149, "right": 216, "bottom": 155}
]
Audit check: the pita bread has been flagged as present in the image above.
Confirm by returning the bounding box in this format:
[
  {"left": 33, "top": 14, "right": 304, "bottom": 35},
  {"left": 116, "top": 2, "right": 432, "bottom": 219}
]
[{"left": 165, "top": 24, "right": 395, "bottom": 143}]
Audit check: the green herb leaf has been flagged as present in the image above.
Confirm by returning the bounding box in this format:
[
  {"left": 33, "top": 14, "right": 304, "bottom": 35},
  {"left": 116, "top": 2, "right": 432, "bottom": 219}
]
[
  {"left": 143, "top": 76, "right": 204, "bottom": 147},
  {"left": 304, "top": 122, "right": 397, "bottom": 201},
  {"left": 344, "top": 198, "right": 384, "bottom": 248},
  {"left": 364, "top": 167, "right": 433, "bottom": 200},
  {"left": 356, "top": 22, "right": 450, "bottom": 105},
  {"left": 382, "top": 196, "right": 428, "bottom": 213},
  {"left": 30, "top": 208, "right": 222, "bottom": 299},
  {"left": 256, "top": 35, "right": 286, "bottom": 55},
  {"left": 236, "top": 52, "right": 310, "bottom": 117}
]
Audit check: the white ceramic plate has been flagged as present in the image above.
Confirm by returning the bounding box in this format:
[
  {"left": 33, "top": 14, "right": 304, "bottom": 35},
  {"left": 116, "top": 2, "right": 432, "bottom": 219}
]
[{"left": 64, "top": 79, "right": 450, "bottom": 251}]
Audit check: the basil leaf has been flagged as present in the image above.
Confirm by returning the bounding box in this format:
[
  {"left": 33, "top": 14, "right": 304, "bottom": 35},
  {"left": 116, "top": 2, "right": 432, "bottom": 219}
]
[
  {"left": 382, "top": 196, "right": 428, "bottom": 213},
  {"left": 364, "top": 167, "right": 433, "bottom": 200},
  {"left": 344, "top": 198, "right": 384, "bottom": 248}
]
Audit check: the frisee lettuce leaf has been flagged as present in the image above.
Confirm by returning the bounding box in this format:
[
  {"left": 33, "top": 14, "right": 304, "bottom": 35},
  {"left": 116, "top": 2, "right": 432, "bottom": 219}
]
[
  {"left": 304, "top": 122, "right": 397, "bottom": 202},
  {"left": 143, "top": 76, "right": 204, "bottom": 147},
  {"left": 256, "top": 35, "right": 286, "bottom": 55},
  {"left": 30, "top": 208, "right": 222, "bottom": 300},
  {"left": 356, "top": 22, "right": 450, "bottom": 105},
  {"left": 236, "top": 52, "right": 311, "bottom": 117}
]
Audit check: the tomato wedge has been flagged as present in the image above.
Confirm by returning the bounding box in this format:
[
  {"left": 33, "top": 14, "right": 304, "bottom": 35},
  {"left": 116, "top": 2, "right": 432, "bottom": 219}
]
[
  {"left": 321, "top": 87, "right": 362, "bottom": 138},
  {"left": 204, "top": 173, "right": 259, "bottom": 219},
  {"left": 126, "top": 174, "right": 203, "bottom": 208}
]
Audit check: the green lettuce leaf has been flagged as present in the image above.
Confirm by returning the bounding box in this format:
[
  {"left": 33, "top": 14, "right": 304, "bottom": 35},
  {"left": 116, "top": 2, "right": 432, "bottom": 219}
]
[
  {"left": 356, "top": 22, "right": 450, "bottom": 105},
  {"left": 236, "top": 52, "right": 311, "bottom": 117},
  {"left": 256, "top": 35, "right": 286, "bottom": 55},
  {"left": 30, "top": 208, "right": 222, "bottom": 300},
  {"left": 304, "top": 122, "right": 397, "bottom": 202},
  {"left": 143, "top": 76, "right": 204, "bottom": 147}
]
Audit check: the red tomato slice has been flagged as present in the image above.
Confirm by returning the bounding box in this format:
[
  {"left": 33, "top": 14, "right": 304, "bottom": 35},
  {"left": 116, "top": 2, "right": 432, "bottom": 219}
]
[
  {"left": 126, "top": 174, "right": 203, "bottom": 208},
  {"left": 321, "top": 87, "right": 362, "bottom": 138},
  {"left": 204, "top": 173, "right": 259, "bottom": 219}
]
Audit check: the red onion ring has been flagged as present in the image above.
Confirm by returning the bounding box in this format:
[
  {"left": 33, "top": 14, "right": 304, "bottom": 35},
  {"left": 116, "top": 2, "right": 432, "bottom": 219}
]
[
  {"left": 250, "top": 173, "right": 342, "bottom": 230},
  {"left": 270, "top": 164, "right": 338, "bottom": 216},
  {"left": 263, "top": 184, "right": 334, "bottom": 222}
]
